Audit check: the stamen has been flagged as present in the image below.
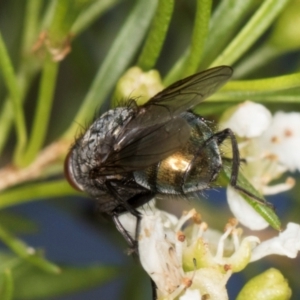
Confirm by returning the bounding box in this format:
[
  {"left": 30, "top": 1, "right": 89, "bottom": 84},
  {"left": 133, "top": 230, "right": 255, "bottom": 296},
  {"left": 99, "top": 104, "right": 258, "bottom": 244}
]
[
  {"left": 262, "top": 177, "right": 295, "bottom": 195},
  {"left": 176, "top": 209, "right": 197, "bottom": 232},
  {"left": 232, "top": 228, "right": 240, "bottom": 251},
  {"left": 197, "top": 222, "right": 208, "bottom": 239},
  {"left": 215, "top": 220, "right": 237, "bottom": 260}
]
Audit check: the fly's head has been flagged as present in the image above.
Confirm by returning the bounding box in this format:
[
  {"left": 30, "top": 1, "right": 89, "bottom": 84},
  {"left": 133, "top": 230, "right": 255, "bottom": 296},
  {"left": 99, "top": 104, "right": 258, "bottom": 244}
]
[{"left": 64, "top": 107, "right": 135, "bottom": 196}]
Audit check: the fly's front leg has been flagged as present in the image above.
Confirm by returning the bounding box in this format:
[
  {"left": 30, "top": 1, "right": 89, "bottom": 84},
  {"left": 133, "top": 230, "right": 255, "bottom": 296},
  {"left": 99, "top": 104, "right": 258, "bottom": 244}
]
[
  {"left": 111, "top": 211, "right": 140, "bottom": 253},
  {"left": 106, "top": 181, "right": 142, "bottom": 253}
]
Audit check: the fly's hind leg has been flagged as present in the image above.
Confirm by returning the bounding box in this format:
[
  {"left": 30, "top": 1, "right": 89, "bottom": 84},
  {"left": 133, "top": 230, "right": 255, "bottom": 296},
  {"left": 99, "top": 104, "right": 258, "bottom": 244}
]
[{"left": 211, "top": 128, "right": 273, "bottom": 208}]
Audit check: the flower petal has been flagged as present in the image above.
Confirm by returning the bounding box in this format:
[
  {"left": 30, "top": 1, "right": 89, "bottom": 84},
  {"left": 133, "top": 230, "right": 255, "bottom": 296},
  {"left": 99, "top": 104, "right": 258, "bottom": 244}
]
[
  {"left": 220, "top": 101, "right": 272, "bottom": 138},
  {"left": 257, "top": 111, "right": 300, "bottom": 172},
  {"left": 179, "top": 288, "right": 202, "bottom": 300},
  {"left": 226, "top": 186, "right": 269, "bottom": 230},
  {"left": 251, "top": 222, "right": 300, "bottom": 261}
]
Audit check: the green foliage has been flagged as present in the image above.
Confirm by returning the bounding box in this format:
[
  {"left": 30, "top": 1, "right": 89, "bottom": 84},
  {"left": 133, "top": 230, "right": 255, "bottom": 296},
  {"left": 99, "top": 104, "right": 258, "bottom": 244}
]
[
  {"left": 12, "top": 263, "right": 119, "bottom": 299},
  {"left": 0, "top": 0, "right": 299, "bottom": 298}
]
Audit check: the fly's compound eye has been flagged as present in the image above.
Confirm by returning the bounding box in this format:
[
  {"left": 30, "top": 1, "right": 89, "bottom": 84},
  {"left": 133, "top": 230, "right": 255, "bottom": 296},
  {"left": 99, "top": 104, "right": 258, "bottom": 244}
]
[{"left": 64, "top": 150, "right": 83, "bottom": 192}]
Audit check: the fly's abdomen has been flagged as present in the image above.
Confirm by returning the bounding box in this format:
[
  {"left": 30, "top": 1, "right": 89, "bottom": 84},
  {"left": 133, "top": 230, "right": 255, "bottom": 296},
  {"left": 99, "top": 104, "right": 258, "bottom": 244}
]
[
  {"left": 134, "top": 111, "right": 222, "bottom": 195},
  {"left": 156, "top": 152, "right": 194, "bottom": 194},
  {"left": 133, "top": 152, "right": 191, "bottom": 194}
]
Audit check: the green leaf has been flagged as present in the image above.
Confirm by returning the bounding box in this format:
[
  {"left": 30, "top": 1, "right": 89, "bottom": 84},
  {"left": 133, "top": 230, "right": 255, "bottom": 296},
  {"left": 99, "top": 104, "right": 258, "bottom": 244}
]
[
  {"left": 0, "top": 212, "right": 37, "bottom": 234},
  {"left": 72, "top": 0, "right": 121, "bottom": 36},
  {"left": 0, "top": 32, "right": 27, "bottom": 164},
  {"left": 137, "top": 0, "right": 174, "bottom": 71},
  {"left": 65, "top": 0, "right": 158, "bottom": 138},
  {"left": 0, "top": 269, "right": 14, "bottom": 300},
  {"left": 13, "top": 263, "right": 119, "bottom": 299},
  {"left": 211, "top": 0, "right": 291, "bottom": 67},
  {"left": 0, "top": 180, "right": 79, "bottom": 210},
  {"left": 209, "top": 72, "right": 300, "bottom": 103},
  {"left": 20, "top": 58, "right": 59, "bottom": 167},
  {"left": 47, "top": 0, "right": 92, "bottom": 44},
  {"left": 164, "top": 0, "right": 213, "bottom": 84},
  {"left": 181, "top": 0, "right": 212, "bottom": 77},
  {"left": 222, "top": 161, "right": 281, "bottom": 231},
  {"left": 0, "top": 224, "right": 60, "bottom": 274},
  {"left": 201, "top": 0, "right": 259, "bottom": 69}
]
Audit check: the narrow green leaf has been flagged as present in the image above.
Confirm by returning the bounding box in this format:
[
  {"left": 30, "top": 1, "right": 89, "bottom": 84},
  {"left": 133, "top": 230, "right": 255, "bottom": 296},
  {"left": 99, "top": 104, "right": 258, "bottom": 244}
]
[
  {"left": 21, "top": 0, "right": 43, "bottom": 53},
  {"left": 65, "top": 0, "right": 158, "bottom": 138},
  {"left": 210, "top": 0, "right": 291, "bottom": 67},
  {"left": 47, "top": 0, "right": 91, "bottom": 44},
  {"left": 224, "top": 72, "right": 300, "bottom": 92},
  {"left": 0, "top": 224, "right": 60, "bottom": 274},
  {"left": 208, "top": 72, "right": 300, "bottom": 103},
  {"left": 137, "top": 0, "right": 174, "bottom": 71},
  {"left": 13, "top": 264, "right": 119, "bottom": 299},
  {"left": 233, "top": 43, "right": 282, "bottom": 78},
  {"left": 201, "top": 0, "right": 259, "bottom": 69},
  {"left": 0, "top": 212, "right": 37, "bottom": 234},
  {"left": 0, "top": 32, "right": 27, "bottom": 164},
  {"left": 0, "top": 269, "right": 14, "bottom": 300},
  {"left": 72, "top": 0, "right": 120, "bottom": 36},
  {"left": 0, "top": 180, "right": 79, "bottom": 210},
  {"left": 164, "top": 0, "right": 213, "bottom": 84},
  {"left": 222, "top": 161, "right": 281, "bottom": 231},
  {"left": 0, "top": 1, "right": 41, "bottom": 159},
  {"left": 20, "top": 58, "right": 59, "bottom": 167},
  {"left": 181, "top": 0, "right": 212, "bottom": 77},
  {"left": 41, "top": 0, "right": 58, "bottom": 29},
  {"left": 164, "top": 0, "right": 257, "bottom": 84}
]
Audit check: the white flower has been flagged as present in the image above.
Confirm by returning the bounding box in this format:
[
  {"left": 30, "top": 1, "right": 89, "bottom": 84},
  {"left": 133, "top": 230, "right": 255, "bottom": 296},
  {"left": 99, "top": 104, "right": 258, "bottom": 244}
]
[
  {"left": 120, "top": 203, "right": 264, "bottom": 299},
  {"left": 226, "top": 186, "right": 269, "bottom": 230},
  {"left": 220, "top": 102, "right": 298, "bottom": 201},
  {"left": 251, "top": 222, "right": 300, "bottom": 261},
  {"left": 220, "top": 101, "right": 272, "bottom": 138},
  {"left": 256, "top": 111, "right": 300, "bottom": 172},
  {"left": 179, "top": 288, "right": 201, "bottom": 300},
  {"left": 119, "top": 201, "right": 299, "bottom": 299}
]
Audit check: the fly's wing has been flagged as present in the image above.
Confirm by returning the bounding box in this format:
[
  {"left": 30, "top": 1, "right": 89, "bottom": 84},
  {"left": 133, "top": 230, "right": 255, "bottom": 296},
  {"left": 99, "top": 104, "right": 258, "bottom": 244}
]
[
  {"left": 99, "top": 117, "right": 190, "bottom": 174},
  {"left": 129, "top": 66, "right": 233, "bottom": 128},
  {"left": 100, "top": 66, "right": 232, "bottom": 174}
]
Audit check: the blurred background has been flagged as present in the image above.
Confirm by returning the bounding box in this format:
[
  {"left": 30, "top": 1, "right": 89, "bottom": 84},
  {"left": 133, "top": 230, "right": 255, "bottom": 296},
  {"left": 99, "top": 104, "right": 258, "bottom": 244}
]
[{"left": 0, "top": 0, "right": 300, "bottom": 299}]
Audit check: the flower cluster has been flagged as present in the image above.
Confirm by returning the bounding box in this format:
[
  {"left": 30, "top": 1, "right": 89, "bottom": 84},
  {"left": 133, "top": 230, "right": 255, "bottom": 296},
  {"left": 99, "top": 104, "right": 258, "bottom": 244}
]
[
  {"left": 220, "top": 101, "right": 300, "bottom": 229},
  {"left": 118, "top": 101, "right": 300, "bottom": 299},
  {"left": 119, "top": 201, "right": 295, "bottom": 300}
]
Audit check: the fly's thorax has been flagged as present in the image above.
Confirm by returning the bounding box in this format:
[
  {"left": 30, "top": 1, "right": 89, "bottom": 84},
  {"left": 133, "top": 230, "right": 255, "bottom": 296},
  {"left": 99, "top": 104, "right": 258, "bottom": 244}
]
[
  {"left": 67, "top": 107, "right": 135, "bottom": 195},
  {"left": 134, "top": 112, "right": 222, "bottom": 194}
]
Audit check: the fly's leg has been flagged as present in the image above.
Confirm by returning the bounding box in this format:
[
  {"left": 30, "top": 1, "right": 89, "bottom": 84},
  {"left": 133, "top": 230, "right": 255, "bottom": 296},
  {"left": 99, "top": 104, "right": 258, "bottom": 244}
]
[
  {"left": 106, "top": 181, "right": 141, "bottom": 253},
  {"left": 181, "top": 126, "right": 272, "bottom": 209},
  {"left": 111, "top": 211, "right": 140, "bottom": 251},
  {"left": 109, "top": 187, "right": 158, "bottom": 300},
  {"left": 207, "top": 128, "right": 273, "bottom": 208}
]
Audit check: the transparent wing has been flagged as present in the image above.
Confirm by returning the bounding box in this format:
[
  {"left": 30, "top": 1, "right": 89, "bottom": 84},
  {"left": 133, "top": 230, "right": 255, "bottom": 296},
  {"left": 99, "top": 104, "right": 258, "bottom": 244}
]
[
  {"left": 149, "top": 65, "right": 232, "bottom": 111},
  {"left": 128, "top": 66, "right": 233, "bottom": 128},
  {"left": 100, "top": 66, "right": 232, "bottom": 174},
  {"left": 99, "top": 117, "right": 190, "bottom": 174}
]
